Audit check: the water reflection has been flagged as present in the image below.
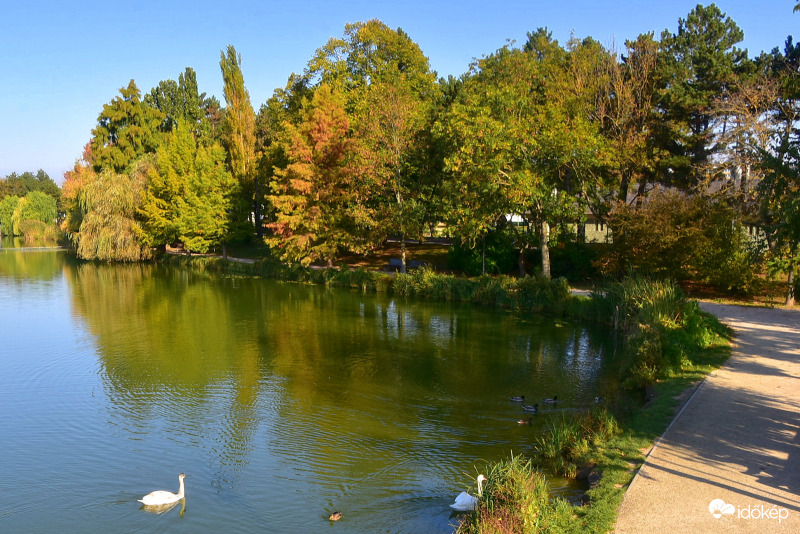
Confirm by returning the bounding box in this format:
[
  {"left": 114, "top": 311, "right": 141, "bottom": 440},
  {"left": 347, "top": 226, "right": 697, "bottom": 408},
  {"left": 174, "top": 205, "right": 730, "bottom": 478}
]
[{"left": 56, "top": 258, "right": 615, "bottom": 532}]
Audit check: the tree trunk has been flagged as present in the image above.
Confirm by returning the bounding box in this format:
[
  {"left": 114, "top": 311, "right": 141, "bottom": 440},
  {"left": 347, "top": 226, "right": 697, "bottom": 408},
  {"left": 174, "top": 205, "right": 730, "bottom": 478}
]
[
  {"left": 400, "top": 234, "right": 407, "bottom": 274},
  {"left": 482, "top": 234, "right": 486, "bottom": 275},
  {"left": 786, "top": 265, "right": 795, "bottom": 307},
  {"left": 540, "top": 220, "right": 551, "bottom": 279}
]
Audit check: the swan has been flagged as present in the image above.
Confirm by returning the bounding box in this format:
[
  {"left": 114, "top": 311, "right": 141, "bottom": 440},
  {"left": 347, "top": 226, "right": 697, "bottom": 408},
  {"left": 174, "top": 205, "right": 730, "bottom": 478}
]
[
  {"left": 510, "top": 395, "right": 525, "bottom": 402},
  {"left": 139, "top": 473, "right": 186, "bottom": 506},
  {"left": 523, "top": 403, "right": 539, "bottom": 413},
  {"left": 450, "top": 474, "right": 486, "bottom": 512},
  {"left": 543, "top": 395, "right": 558, "bottom": 404}
]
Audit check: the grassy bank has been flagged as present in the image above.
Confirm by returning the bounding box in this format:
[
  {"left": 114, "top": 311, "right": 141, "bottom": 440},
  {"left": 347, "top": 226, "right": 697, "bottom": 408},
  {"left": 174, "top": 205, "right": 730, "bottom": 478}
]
[{"left": 454, "top": 277, "right": 731, "bottom": 534}]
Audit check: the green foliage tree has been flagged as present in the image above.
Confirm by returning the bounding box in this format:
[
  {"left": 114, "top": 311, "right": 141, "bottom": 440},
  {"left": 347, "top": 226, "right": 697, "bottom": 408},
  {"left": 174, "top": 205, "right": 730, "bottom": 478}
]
[
  {"left": 757, "top": 39, "right": 800, "bottom": 305},
  {"left": 141, "top": 122, "right": 237, "bottom": 253},
  {"left": 90, "top": 80, "right": 165, "bottom": 173},
  {"left": 0, "top": 195, "right": 20, "bottom": 236},
  {"left": 145, "top": 67, "right": 208, "bottom": 137},
  {"left": 220, "top": 45, "right": 260, "bottom": 237},
  {"left": 15, "top": 191, "right": 57, "bottom": 226},
  {"left": 436, "top": 35, "right": 605, "bottom": 277},
  {"left": 658, "top": 3, "right": 749, "bottom": 187}
]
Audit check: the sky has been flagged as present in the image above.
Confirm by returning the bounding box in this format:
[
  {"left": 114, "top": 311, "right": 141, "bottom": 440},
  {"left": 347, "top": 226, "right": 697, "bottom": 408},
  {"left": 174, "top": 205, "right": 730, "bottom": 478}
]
[{"left": 2, "top": 0, "right": 797, "bottom": 183}]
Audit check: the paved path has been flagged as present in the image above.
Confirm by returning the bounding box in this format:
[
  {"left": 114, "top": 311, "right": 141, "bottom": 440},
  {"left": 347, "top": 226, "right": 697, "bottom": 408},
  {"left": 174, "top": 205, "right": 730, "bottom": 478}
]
[{"left": 615, "top": 302, "right": 800, "bottom": 533}]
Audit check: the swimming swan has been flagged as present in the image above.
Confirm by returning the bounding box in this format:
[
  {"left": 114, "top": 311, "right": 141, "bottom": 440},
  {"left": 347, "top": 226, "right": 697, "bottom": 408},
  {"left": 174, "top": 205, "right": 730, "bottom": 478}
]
[
  {"left": 139, "top": 473, "right": 186, "bottom": 506},
  {"left": 450, "top": 474, "right": 486, "bottom": 512}
]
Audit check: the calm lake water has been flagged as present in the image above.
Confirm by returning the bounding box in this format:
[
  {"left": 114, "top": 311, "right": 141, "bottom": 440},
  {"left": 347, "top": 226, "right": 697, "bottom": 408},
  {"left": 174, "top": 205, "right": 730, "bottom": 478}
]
[{"left": 0, "top": 246, "right": 614, "bottom": 533}]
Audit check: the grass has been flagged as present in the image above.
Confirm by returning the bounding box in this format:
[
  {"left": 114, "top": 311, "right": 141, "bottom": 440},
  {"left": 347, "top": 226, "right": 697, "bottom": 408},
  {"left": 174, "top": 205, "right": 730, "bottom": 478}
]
[{"left": 455, "top": 278, "right": 732, "bottom": 534}]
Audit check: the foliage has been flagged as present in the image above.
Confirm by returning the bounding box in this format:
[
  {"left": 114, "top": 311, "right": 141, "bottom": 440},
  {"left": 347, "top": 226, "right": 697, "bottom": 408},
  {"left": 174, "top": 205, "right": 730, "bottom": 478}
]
[
  {"left": 90, "top": 80, "right": 165, "bottom": 173},
  {"left": 74, "top": 164, "right": 151, "bottom": 262},
  {"left": 0, "top": 196, "right": 20, "bottom": 236},
  {"left": 657, "top": 3, "right": 749, "bottom": 186},
  {"left": 455, "top": 455, "right": 576, "bottom": 534},
  {"left": 220, "top": 44, "right": 260, "bottom": 237},
  {"left": 0, "top": 170, "right": 61, "bottom": 206},
  {"left": 266, "top": 84, "right": 361, "bottom": 265},
  {"left": 604, "top": 191, "right": 761, "bottom": 294},
  {"left": 448, "top": 228, "right": 518, "bottom": 276},
  {"left": 140, "top": 122, "right": 237, "bottom": 253},
  {"left": 16, "top": 191, "right": 57, "bottom": 225}
]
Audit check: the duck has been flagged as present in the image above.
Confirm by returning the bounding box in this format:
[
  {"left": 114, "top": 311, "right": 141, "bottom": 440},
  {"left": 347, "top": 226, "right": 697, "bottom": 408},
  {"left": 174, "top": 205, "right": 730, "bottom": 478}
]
[
  {"left": 543, "top": 395, "right": 558, "bottom": 404},
  {"left": 517, "top": 417, "right": 533, "bottom": 425},
  {"left": 139, "top": 473, "right": 186, "bottom": 506},
  {"left": 329, "top": 511, "right": 342, "bottom": 521},
  {"left": 522, "top": 403, "right": 539, "bottom": 413},
  {"left": 510, "top": 395, "right": 525, "bottom": 402},
  {"left": 450, "top": 474, "right": 486, "bottom": 512}
]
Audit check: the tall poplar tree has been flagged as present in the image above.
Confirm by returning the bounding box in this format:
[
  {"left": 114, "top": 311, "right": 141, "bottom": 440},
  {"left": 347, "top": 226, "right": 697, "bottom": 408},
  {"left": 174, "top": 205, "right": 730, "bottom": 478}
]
[{"left": 220, "top": 45, "right": 260, "bottom": 237}]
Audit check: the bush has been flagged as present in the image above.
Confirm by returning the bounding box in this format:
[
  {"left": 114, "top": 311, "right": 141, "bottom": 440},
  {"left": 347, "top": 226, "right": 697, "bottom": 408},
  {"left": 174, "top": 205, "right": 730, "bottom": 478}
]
[
  {"left": 602, "top": 192, "right": 761, "bottom": 294},
  {"left": 448, "top": 229, "right": 518, "bottom": 275},
  {"left": 456, "top": 455, "right": 576, "bottom": 534}
]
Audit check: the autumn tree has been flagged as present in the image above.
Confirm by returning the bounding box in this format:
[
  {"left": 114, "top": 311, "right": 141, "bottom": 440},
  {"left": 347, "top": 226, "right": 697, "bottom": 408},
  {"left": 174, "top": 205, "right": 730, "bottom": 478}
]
[{"left": 266, "top": 85, "right": 359, "bottom": 265}]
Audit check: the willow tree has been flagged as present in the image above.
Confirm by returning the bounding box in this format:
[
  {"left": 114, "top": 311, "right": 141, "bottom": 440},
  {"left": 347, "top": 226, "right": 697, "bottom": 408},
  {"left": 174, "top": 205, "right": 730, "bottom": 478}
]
[
  {"left": 74, "top": 164, "right": 151, "bottom": 262},
  {"left": 220, "top": 45, "right": 260, "bottom": 237}
]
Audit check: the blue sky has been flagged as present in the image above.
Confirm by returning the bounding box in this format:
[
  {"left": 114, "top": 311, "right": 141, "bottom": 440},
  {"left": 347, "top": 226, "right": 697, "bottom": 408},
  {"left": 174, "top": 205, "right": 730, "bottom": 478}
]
[{"left": 2, "top": 0, "right": 797, "bottom": 183}]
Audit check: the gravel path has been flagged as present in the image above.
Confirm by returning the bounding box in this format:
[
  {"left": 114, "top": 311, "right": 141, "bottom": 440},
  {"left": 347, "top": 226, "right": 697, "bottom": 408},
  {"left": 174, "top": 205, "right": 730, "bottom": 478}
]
[{"left": 615, "top": 302, "right": 800, "bottom": 533}]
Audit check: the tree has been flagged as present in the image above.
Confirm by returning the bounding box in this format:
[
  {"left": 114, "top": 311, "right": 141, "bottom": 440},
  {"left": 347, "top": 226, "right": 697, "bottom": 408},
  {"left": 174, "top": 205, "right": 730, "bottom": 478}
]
[
  {"left": 145, "top": 67, "right": 208, "bottom": 136},
  {"left": 220, "top": 45, "right": 260, "bottom": 237},
  {"left": 0, "top": 196, "right": 20, "bottom": 236},
  {"left": 275, "top": 20, "right": 439, "bottom": 269},
  {"left": 140, "top": 121, "right": 238, "bottom": 253},
  {"left": 436, "top": 36, "right": 605, "bottom": 277},
  {"left": 600, "top": 33, "right": 664, "bottom": 204},
  {"left": 73, "top": 164, "right": 151, "bottom": 261},
  {"left": 90, "top": 80, "right": 165, "bottom": 173},
  {"left": 356, "top": 80, "right": 430, "bottom": 271},
  {"left": 756, "top": 38, "right": 800, "bottom": 305},
  {"left": 267, "top": 85, "right": 359, "bottom": 266},
  {"left": 658, "top": 4, "right": 749, "bottom": 188}
]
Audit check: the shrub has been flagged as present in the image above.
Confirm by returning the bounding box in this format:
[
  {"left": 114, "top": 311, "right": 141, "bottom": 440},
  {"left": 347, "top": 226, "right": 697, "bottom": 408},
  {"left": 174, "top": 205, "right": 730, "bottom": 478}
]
[
  {"left": 448, "top": 228, "right": 518, "bottom": 275},
  {"left": 456, "top": 455, "right": 575, "bottom": 534},
  {"left": 603, "top": 192, "right": 762, "bottom": 294}
]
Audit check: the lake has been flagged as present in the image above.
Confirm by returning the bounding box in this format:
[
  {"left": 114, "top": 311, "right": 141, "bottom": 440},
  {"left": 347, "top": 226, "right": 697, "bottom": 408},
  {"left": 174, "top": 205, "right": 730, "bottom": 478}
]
[{"left": 0, "top": 246, "right": 614, "bottom": 533}]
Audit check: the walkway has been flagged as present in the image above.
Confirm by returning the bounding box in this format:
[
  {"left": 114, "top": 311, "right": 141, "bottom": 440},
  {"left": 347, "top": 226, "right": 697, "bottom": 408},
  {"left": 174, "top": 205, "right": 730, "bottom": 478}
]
[{"left": 615, "top": 302, "right": 800, "bottom": 533}]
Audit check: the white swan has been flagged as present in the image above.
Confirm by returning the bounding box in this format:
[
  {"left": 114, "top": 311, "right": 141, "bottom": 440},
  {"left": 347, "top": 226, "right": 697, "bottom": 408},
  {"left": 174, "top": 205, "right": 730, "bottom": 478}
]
[
  {"left": 139, "top": 473, "right": 186, "bottom": 506},
  {"left": 450, "top": 474, "right": 486, "bottom": 512}
]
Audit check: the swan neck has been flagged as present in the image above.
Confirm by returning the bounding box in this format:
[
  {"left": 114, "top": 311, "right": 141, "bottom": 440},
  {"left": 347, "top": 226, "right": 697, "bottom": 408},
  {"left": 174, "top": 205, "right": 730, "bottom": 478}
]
[
  {"left": 477, "top": 477, "right": 484, "bottom": 496},
  {"left": 177, "top": 477, "right": 185, "bottom": 499}
]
